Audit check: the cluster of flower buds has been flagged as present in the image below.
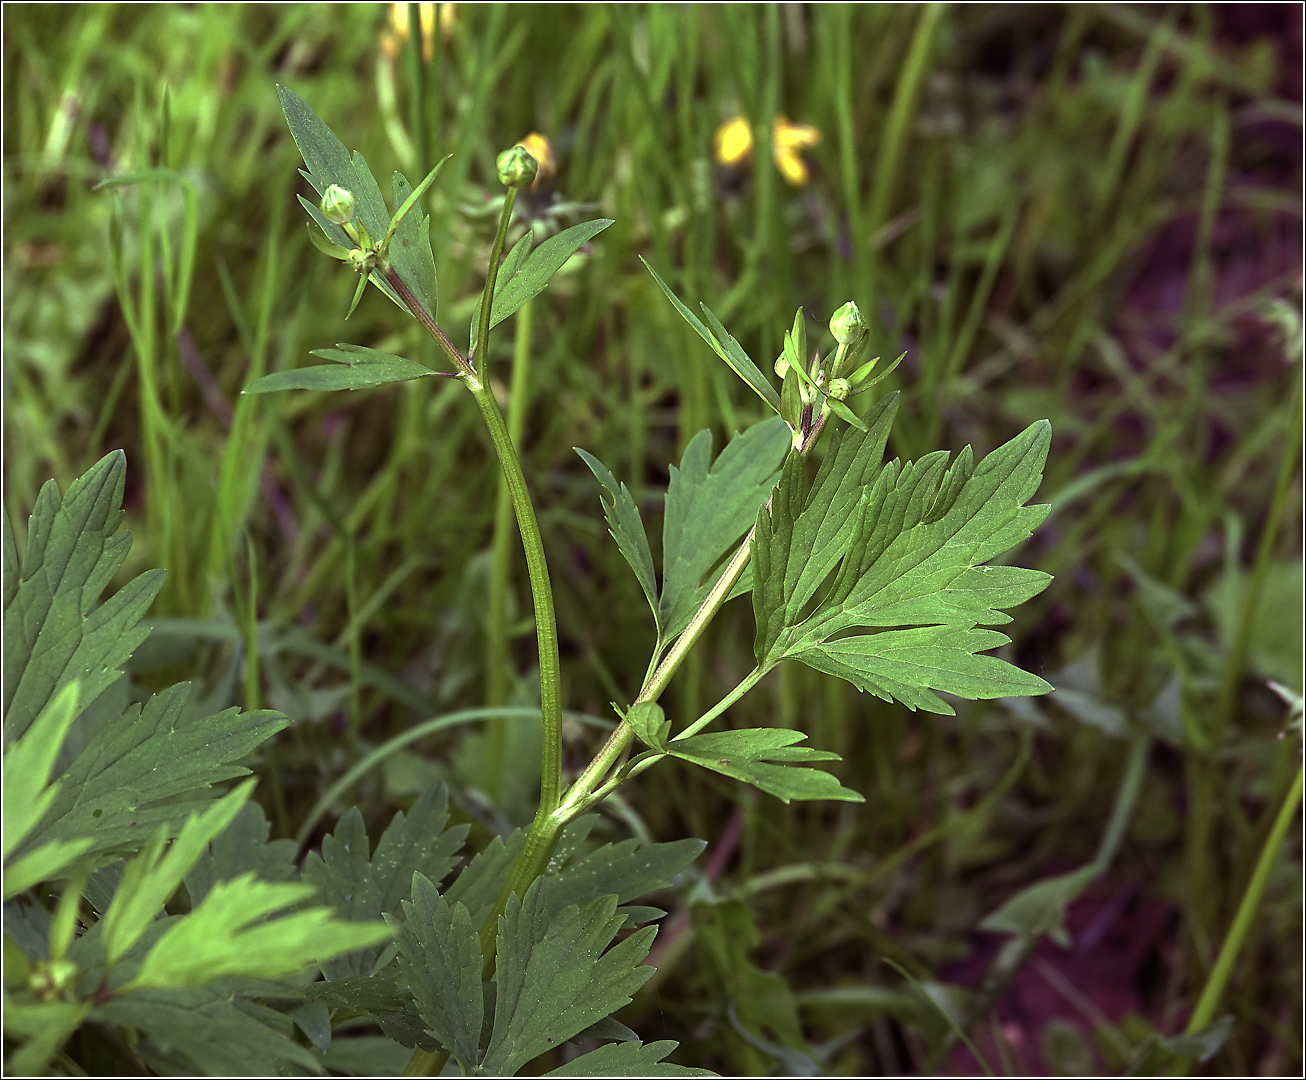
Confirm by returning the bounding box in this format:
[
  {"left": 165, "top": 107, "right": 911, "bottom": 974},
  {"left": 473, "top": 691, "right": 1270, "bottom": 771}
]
[{"left": 772, "top": 300, "right": 903, "bottom": 450}]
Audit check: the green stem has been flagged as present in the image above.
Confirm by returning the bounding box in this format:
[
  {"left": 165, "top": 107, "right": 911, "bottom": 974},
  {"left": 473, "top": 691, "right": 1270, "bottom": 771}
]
[
  {"left": 474, "top": 187, "right": 518, "bottom": 380},
  {"left": 484, "top": 299, "right": 535, "bottom": 798},
  {"left": 1172, "top": 762, "right": 1304, "bottom": 1076},
  {"left": 672, "top": 666, "right": 766, "bottom": 743}
]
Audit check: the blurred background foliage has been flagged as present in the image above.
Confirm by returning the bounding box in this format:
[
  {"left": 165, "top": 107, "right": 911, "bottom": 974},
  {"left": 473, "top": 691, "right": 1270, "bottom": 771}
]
[{"left": 3, "top": 3, "right": 1301, "bottom": 1075}]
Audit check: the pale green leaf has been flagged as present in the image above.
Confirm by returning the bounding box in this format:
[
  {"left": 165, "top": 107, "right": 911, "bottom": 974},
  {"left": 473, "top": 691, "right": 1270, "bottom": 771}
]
[
  {"left": 979, "top": 863, "right": 1099, "bottom": 948},
  {"left": 392, "top": 873, "right": 483, "bottom": 1072},
  {"left": 3, "top": 450, "right": 165, "bottom": 745},
  {"left": 102, "top": 781, "right": 254, "bottom": 966},
  {"left": 661, "top": 417, "right": 790, "bottom": 642},
  {"left": 129, "top": 874, "right": 391, "bottom": 989},
  {"left": 2, "top": 1000, "right": 90, "bottom": 1076},
  {"left": 575, "top": 449, "right": 658, "bottom": 626},
  {"left": 3, "top": 681, "right": 80, "bottom": 862},
  {"left": 3, "top": 838, "right": 95, "bottom": 900},
  {"left": 545, "top": 1039, "right": 716, "bottom": 1076},
  {"left": 481, "top": 880, "right": 657, "bottom": 1076},
  {"left": 625, "top": 702, "right": 669, "bottom": 753},
  {"left": 667, "top": 729, "right": 863, "bottom": 804}
]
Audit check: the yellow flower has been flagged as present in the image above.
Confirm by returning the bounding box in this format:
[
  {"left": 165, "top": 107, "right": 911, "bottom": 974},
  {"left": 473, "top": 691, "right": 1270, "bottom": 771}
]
[
  {"left": 380, "top": 3, "right": 455, "bottom": 62},
  {"left": 712, "top": 114, "right": 821, "bottom": 188},
  {"left": 515, "top": 132, "right": 556, "bottom": 189},
  {"left": 772, "top": 115, "right": 820, "bottom": 187}
]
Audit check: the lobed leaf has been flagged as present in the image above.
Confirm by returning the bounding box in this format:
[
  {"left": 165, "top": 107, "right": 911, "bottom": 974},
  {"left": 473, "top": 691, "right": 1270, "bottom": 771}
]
[
  {"left": 544, "top": 1039, "right": 716, "bottom": 1076},
  {"left": 541, "top": 835, "right": 704, "bottom": 917},
  {"left": 130, "top": 874, "right": 392, "bottom": 989},
  {"left": 482, "top": 880, "right": 657, "bottom": 1076},
  {"left": 576, "top": 449, "right": 658, "bottom": 626},
  {"left": 443, "top": 826, "right": 526, "bottom": 928},
  {"left": 3, "top": 681, "right": 81, "bottom": 864},
  {"left": 392, "top": 873, "right": 483, "bottom": 1072},
  {"left": 667, "top": 729, "right": 863, "bottom": 804},
  {"left": 3, "top": 450, "right": 165, "bottom": 746},
  {"left": 184, "top": 801, "right": 296, "bottom": 906}
]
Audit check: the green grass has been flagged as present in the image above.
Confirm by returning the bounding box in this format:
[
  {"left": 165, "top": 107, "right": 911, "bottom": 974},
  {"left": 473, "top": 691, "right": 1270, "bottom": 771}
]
[{"left": 4, "top": 4, "right": 1301, "bottom": 1075}]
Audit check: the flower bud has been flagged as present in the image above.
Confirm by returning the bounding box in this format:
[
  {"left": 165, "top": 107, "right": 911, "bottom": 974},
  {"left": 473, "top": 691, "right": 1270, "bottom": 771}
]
[
  {"left": 829, "top": 300, "right": 867, "bottom": 346},
  {"left": 496, "top": 145, "right": 539, "bottom": 189},
  {"left": 828, "top": 378, "right": 850, "bottom": 401},
  {"left": 774, "top": 355, "right": 790, "bottom": 379},
  {"left": 321, "top": 184, "right": 356, "bottom": 225}
]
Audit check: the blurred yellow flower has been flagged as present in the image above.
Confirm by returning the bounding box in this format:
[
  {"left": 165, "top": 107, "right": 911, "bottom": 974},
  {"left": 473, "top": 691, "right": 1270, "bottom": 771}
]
[
  {"left": 381, "top": 3, "right": 455, "bottom": 62},
  {"left": 712, "top": 114, "right": 821, "bottom": 187},
  {"left": 515, "top": 132, "right": 556, "bottom": 189}
]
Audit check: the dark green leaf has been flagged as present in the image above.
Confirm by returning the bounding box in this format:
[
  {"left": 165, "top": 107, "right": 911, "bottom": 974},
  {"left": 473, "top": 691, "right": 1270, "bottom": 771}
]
[
  {"left": 320, "top": 1036, "right": 414, "bottom": 1077},
  {"left": 641, "top": 258, "right": 781, "bottom": 413},
  {"left": 541, "top": 836, "right": 704, "bottom": 916},
  {"left": 667, "top": 729, "right": 863, "bottom": 804},
  {"left": 576, "top": 449, "right": 658, "bottom": 626},
  {"left": 443, "top": 827, "right": 526, "bottom": 928},
  {"left": 185, "top": 802, "right": 296, "bottom": 905},
  {"left": 3, "top": 450, "right": 165, "bottom": 745},
  {"left": 293, "top": 998, "right": 332, "bottom": 1053},
  {"left": 13, "top": 683, "right": 287, "bottom": 867},
  {"left": 304, "top": 783, "right": 467, "bottom": 978},
  {"left": 389, "top": 169, "right": 439, "bottom": 316},
  {"left": 545, "top": 1039, "right": 716, "bottom": 1076},
  {"left": 243, "top": 344, "right": 438, "bottom": 394},
  {"left": 661, "top": 417, "right": 790, "bottom": 642},
  {"left": 392, "top": 872, "right": 483, "bottom": 1071},
  {"left": 482, "top": 880, "right": 657, "bottom": 1076}
]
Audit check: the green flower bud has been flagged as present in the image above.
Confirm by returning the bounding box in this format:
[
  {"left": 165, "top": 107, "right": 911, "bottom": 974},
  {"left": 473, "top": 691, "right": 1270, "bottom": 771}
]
[
  {"left": 496, "top": 145, "right": 539, "bottom": 188},
  {"left": 828, "top": 378, "right": 850, "bottom": 401},
  {"left": 321, "top": 184, "right": 356, "bottom": 225},
  {"left": 829, "top": 300, "right": 868, "bottom": 345},
  {"left": 774, "top": 355, "right": 790, "bottom": 379}
]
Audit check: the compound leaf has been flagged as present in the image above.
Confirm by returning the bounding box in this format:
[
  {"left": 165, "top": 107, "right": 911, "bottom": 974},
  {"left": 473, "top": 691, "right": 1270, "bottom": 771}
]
[
  {"left": 3, "top": 681, "right": 82, "bottom": 864},
  {"left": 541, "top": 836, "right": 704, "bottom": 917},
  {"left": 481, "top": 880, "right": 657, "bottom": 1077},
  {"left": 544, "top": 1039, "right": 715, "bottom": 1076},
  {"left": 392, "top": 872, "right": 483, "bottom": 1072},
  {"left": 667, "top": 729, "right": 863, "bottom": 804},
  {"left": 661, "top": 417, "right": 790, "bottom": 642},
  {"left": 184, "top": 801, "right": 296, "bottom": 906},
  {"left": 243, "top": 344, "right": 438, "bottom": 394},
  {"left": 444, "top": 827, "right": 526, "bottom": 929},
  {"left": 3, "top": 450, "right": 165, "bottom": 745}
]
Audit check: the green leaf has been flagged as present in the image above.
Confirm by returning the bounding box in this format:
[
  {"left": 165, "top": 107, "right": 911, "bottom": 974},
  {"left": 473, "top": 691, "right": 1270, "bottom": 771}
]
[
  {"left": 392, "top": 873, "right": 483, "bottom": 1072},
  {"left": 184, "top": 801, "right": 296, "bottom": 906},
  {"left": 626, "top": 702, "right": 670, "bottom": 753},
  {"left": 541, "top": 836, "right": 705, "bottom": 917},
  {"left": 2, "top": 1000, "right": 90, "bottom": 1076},
  {"left": 794, "top": 626, "right": 1054, "bottom": 716},
  {"left": 641, "top": 258, "right": 781, "bottom": 413},
  {"left": 128, "top": 873, "right": 391, "bottom": 990},
  {"left": 755, "top": 407, "right": 1054, "bottom": 713},
  {"left": 279, "top": 88, "right": 408, "bottom": 311},
  {"left": 102, "top": 781, "right": 254, "bottom": 966},
  {"left": 12, "top": 681, "right": 288, "bottom": 868},
  {"left": 92, "top": 983, "right": 320, "bottom": 1076},
  {"left": 243, "top": 344, "right": 438, "bottom": 394},
  {"left": 660, "top": 417, "right": 790, "bottom": 642},
  {"left": 3, "top": 450, "right": 165, "bottom": 745},
  {"left": 979, "top": 863, "right": 1099, "bottom": 947},
  {"left": 575, "top": 448, "right": 658, "bottom": 627},
  {"left": 544, "top": 1040, "right": 716, "bottom": 1076},
  {"left": 471, "top": 219, "right": 613, "bottom": 354},
  {"left": 667, "top": 729, "right": 863, "bottom": 804},
  {"left": 481, "top": 880, "right": 657, "bottom": 1077},
  {"left": 388, "top": 167, "right": 441, "bottom": 316},
  {"left": 304, "top": 784, "right": 467, "bottom": 979},
  {"left": 3, "top": 681, "right": 81, "bottom": 862},
  {"left": 443, "top": 827, "right": 526, "bottom": 928}
]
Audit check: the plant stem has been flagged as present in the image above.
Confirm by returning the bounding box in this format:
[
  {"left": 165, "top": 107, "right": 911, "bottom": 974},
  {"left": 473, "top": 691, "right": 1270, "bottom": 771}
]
[
  {"left": 672, "top": 666, "right": 765, "bottom": 743},
  {"left": 484, "top": 299, "right": 535, "bottom": 799},
  {"left": 474, "top": 186, "right": 518, "bottom": 380},
  {"left": 384, "top": 269, "right": 474, "bottom": 381},
  {"left": 1171, "top": 762, "right": 1304, "bottom": 1076}
]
